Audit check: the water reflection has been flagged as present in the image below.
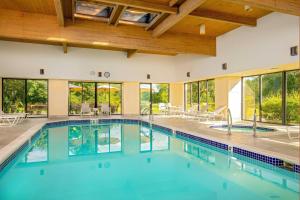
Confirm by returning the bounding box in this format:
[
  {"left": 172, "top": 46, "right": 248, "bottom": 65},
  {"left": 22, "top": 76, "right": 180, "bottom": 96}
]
[
  {"left": 68, "top": 124, "right": 122, "bottom": 156},
  {"left": 140, "top": 126, "right": 169, "bottom": 152},
  {"left": 22, "top": 130, "right": 48, "bottom": 163}
]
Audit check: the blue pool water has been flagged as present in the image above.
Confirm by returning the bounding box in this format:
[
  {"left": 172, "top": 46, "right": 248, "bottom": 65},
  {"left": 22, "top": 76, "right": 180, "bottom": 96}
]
[
  {"left": 210, "top": 125, "right": 276, "bottom": 133},
  {"left": 0, "top": 121, "right": 299, "bottom": 200}
]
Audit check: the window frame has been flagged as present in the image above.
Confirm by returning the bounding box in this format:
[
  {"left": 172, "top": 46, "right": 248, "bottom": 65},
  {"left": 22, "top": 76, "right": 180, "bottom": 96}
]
[
  {"left": 139, "top": 83, "right": 170, "bottom": 115},
  {"left": 68, "top": 81, "right": 123, "bottom": 116},
  {"left": 241, "top": 69, "right": 299, "bottom": 125},
  {"left": 2, "top": 78, "right": 49, "bottom": 118},
  {"left": 184, "top": 79, "right": 215, "bottom": 112}
]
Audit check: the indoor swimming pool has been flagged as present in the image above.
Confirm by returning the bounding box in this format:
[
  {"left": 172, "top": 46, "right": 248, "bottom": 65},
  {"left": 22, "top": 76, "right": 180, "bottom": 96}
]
[{"left": 0, "top": 120, "right": 298, "bottom": 200}]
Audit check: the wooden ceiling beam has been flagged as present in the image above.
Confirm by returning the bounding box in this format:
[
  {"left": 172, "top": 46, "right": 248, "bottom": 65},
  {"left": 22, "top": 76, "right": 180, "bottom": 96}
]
[
  {"left": 169, "top": 0, "right": 185, "bottom": 7},
  {"left": 63, "top": 42, "right": 68, "bottom": 53},
  {"left": 0, "top": 9, "right": 216, "bottom": 56},
  {"left": 223, "top": 0, "right": 300, "bottom": 16},
  {"left": 109, "top": 5, "right": 127, "bottom": 26},
  {"left": 190, "top": 9, "right": 257, "bottom": 27},
  {"left": 152, "top": 0, "right": 207, "bottom": 37},
  {"left": 127, "top": 49, "right": 137, "bottom": 58},
  {"left": 90, "top": 0, "right": 177, "bottom": 14},
  {"left": 53, "top": 0, "right": 65, "bottom": 26}
]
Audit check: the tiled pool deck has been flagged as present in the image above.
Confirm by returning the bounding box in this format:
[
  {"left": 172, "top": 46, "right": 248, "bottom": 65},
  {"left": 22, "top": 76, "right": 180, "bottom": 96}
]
[{"left": 0, "top": 116, "right": 299, "bottom": 169}]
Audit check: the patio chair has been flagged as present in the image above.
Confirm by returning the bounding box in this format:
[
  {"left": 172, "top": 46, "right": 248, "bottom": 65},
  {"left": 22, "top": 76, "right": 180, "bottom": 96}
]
[
  {"left": 100, "top": 104, "right": 110, "bottom": 115},
  {"left": 286, "top": 125, "right": 300, "bottom": 140},
  {"left": 80, "top": 103, "right": 94, "bottom": 116},
  {"left": 158, "top": 103, "right": 168, "bottom": 115}
]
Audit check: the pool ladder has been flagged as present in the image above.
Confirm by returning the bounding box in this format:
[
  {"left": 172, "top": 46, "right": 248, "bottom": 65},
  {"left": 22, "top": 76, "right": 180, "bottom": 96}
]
[
  {"left": 227, "top": 108, "right": 232, "bottom": 135},
  {"left": 141, "top": 107, "right": 154, "bottom": 122}
]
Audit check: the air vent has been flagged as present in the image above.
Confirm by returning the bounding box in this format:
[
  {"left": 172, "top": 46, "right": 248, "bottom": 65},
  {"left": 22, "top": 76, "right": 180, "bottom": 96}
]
[
  {"left": 222, "top": 63, "right": 227, "bottom": 70},
  {"left": 40, "top": 69, "right": 45, "bottom": 75},
  {"left": 147, "top": 74, "right": 151, "bottom": 79},
  {"left": 187, "top": 72, "right": 190, "bottom": 77}
]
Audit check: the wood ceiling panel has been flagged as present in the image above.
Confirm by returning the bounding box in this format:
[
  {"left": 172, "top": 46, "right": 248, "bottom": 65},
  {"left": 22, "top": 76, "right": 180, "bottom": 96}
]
[
  {"left": 198, "top": 0, "right": 271, "bottom": 18},
  {"left": 0, "top": 0, "right": 56, "bottom": 15},
  {"left": 168, "top": 15, "right": 240, "bottom": 37}
]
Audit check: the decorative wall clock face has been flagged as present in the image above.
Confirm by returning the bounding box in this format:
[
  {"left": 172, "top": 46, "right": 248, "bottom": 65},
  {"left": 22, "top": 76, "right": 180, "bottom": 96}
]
[{"left": 104, "top": 72, "right": 110, "bottom": 78}]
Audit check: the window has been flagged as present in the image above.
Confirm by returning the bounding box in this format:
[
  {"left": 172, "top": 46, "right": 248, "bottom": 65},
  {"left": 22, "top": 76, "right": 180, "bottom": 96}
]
[
  {"left": 68, "top": 82, "right": 122, "bottom": 115},
  {"left": 120, "top": 8, "right": 158, "bottom": 26},
  {"left": 109, "top": 83, "right": 122, "bottom": 114},
  {"left": 3, "top": 79, "right": 26, "bottom": 113},
  {"left": 242, "top": 76, "right": 260, "bottom": 120},
  {"left": 152, "top": 83, "right": 169, "bottom": 114},
  {"left": 184, "top": 83, "right": 191, "bottom": 111},
  {"left": 242, "top": 70, "right": 299, "bottom": 124},
  {"left": 2, "top": 79, "right": 48, "bottom": 117},
  {"left": 139, "top": 83, "right": 169, "bottom": 114},
  {"left": 184, "top": 79, "right": 215, "bottom": 112},
  {"left": 207, "top": 80, "right": 215, "bottom": 111},
  {"left": 75, "top": 1, "right": 113, "bottom": 18},
  {"left": 286, "top": 70, "right": 300, "bottom": 125},
  {"left": 261, "top": 72, "right": 282, "bottom": 123}
]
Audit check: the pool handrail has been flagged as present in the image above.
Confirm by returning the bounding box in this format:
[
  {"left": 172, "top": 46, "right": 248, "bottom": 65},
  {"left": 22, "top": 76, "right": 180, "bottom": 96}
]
[{"left": 227, "top": 108, "right": 232, "bottom": 135}]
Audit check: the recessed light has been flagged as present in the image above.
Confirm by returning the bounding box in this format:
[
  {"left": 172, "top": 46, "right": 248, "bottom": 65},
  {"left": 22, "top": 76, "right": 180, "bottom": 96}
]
[
  {"left": 199, "top": 24, "right": 206, "bottom": 35},
  {"left": 244, "top": 5, "right": 253, "bottom": 12}
]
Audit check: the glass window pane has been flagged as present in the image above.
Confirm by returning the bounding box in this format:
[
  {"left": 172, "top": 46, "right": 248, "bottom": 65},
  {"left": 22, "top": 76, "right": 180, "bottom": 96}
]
[
  {"left": 110, "top": 83, "right": 122, "bottom": 114},
  {"left": 191, "top": 82, "right": 199, "bottom": 110},
  {"left": 207, "top": 80, "right": 215, "bottom": 112},
  {"left": 69, "top": 82, "right": 83, "bottom": 115},
  {"left": 286, "top": 70, "right": 300, "bottom": 124},
  {"left": 199, "top": 81, "right": 207, "bottom": 111},
  {"left": 152, "top": 83, "right": 169, "bottom": 114},
  {"left": 261, "top": 73, "right": 282, "bottom": 123},
  {"left": 82, "top": 82, "right": 95, "bottom": 109},
  {"left": 185, "top": 83, "right": 191, "bottom": 111},
  {"left": 140, "top": 83, "right": 151, "bottom": 114},
  {"left": 3, "top": 79, "right": 26, "bottom": 113},
  {"left": 243, "top": 76, "right": 260, "bottom": 120},
  {"left": 97, "top": 83, "right": 110, "bottom": 112},
  {"left": 27, "top": 80, "right": 48, "bottom": 117}
]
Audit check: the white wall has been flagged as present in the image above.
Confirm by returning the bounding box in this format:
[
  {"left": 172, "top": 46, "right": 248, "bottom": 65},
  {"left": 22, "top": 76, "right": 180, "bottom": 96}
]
[
  {"left": 0, "top": 41, "right": 178, "bottom": 82},
  {"left": 0, "top": 13, "right": 298, "bottom": 83},
  {"left": 174, "top": 12, "right": 299, "bottom": 82}
]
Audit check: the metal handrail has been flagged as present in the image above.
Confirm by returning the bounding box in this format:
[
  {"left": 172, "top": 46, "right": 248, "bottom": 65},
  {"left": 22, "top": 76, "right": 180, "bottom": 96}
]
[
  {"left": 253, "top": 109, "right": 257, "bottom": 137},
  {"left": 227, "top": 108, "right": 232, "bottom": 135},
  {"left": 141, "top": 107, "right": 153, "bottom": 121}
]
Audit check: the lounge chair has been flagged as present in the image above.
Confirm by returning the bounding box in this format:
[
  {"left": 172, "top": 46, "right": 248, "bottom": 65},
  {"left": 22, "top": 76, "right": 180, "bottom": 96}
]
[
  {"left": 80, "top": 103, "right": 94, "bottom": 116},
  {"left": 0, "top": 111, "right": 21, "bottom": 127},
  {"left": 198, "top": 106, "right": 227, "bottom": 121}
]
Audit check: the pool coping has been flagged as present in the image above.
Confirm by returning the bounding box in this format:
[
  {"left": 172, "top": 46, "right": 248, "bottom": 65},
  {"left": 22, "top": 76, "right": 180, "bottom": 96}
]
[{"left": 0, "top": 118, "right": 299, "bottom": 173}]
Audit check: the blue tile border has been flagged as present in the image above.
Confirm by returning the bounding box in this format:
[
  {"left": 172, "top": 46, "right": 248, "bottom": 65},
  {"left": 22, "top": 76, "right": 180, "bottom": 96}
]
[
  {"left": 233, "top": 147, "right": 283, "bottom": 166},
  {"left": 0, "top": 118, "right": 299, "bottom": 174},
  {"left": 175, "top": 131, "right": 228, "bottom": 151},
  {"left": 293, "top": 164, "right": 300, "bottom": 173},
  {"left": 0, "top": 141, "right": 29, "bottom": 173}
]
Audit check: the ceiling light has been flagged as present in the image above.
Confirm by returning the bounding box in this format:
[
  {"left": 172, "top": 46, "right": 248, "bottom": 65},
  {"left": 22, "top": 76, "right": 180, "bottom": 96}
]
[
  {"left": 199, "top": 24, "right": 206, "bottom": 35},
  {"left": 244, "top": 5, "right": 253, "bottom": 12}
]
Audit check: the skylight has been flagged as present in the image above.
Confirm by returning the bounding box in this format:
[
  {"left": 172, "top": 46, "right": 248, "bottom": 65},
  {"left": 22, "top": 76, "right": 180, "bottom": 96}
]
[
  {"left": 120, "top": 9, "right": 158, "bottom": 25},
  {"left": 75, "top": 1, "right": 113, "bottom": 18}
]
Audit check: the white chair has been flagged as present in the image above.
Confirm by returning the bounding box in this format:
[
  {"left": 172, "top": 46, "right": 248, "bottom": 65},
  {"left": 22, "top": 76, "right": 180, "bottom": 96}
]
[
  {"left": 100, "top": 104, "right": 110, "bottom": 115},
  {"left": 80, "top": 103, "right": 93, "bottom": 116},
  {"left": 158, "top": 103, "right": 168, "bottom": 115}
]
